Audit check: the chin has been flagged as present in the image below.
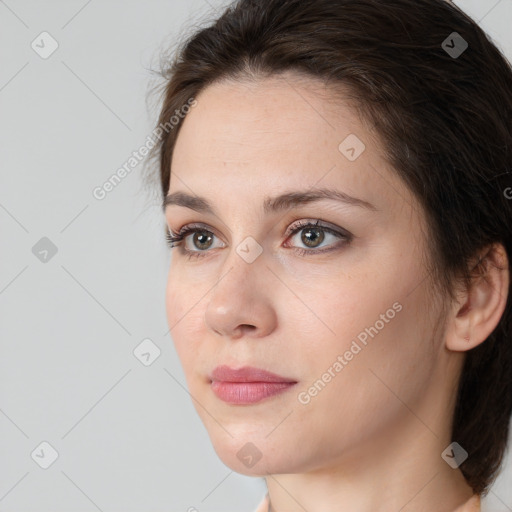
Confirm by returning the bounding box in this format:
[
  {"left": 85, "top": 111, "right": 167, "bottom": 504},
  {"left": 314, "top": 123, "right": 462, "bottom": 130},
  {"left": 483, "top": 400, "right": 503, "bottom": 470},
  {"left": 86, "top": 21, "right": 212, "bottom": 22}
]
[
  {"left": 209, "top": 428, "right": 310, "bottom": 477},
  {"left": 205, "top": 428, "right": 275, "bottom": 474}
]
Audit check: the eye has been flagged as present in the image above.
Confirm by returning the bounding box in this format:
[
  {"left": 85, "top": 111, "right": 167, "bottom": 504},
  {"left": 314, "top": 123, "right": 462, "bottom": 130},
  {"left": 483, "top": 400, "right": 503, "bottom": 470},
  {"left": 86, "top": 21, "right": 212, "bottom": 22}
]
[
  {"left": 284, "top": 219, "right": 351, "bottom": 256},
  {"left": 165, "top": 223, "right": 224, "bottom": 259}
]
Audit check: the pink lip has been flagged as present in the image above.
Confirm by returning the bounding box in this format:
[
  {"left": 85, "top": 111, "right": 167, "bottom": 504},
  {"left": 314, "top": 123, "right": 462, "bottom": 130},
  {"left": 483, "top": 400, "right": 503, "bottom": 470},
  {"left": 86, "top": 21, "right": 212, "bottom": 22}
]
[
  {"left": 210, "top": 365, "right": 296, "bottom": 383},
  {"left": 209, "top": 365, "right": 298, "bottom": 404}
]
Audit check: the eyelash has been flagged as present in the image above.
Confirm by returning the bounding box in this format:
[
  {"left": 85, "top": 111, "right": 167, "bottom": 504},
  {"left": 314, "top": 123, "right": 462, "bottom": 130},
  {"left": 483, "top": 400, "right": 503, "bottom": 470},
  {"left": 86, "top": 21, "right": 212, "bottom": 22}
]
[{"left": 166, "top": 220, "right": 351, "bottom": 260}]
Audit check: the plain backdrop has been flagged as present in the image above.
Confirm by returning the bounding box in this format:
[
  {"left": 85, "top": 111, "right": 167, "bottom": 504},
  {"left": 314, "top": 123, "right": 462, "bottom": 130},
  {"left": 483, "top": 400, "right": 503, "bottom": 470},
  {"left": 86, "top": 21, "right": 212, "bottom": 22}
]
[{"left": 1, "top": 0, "right": 511, "bottom": 511}]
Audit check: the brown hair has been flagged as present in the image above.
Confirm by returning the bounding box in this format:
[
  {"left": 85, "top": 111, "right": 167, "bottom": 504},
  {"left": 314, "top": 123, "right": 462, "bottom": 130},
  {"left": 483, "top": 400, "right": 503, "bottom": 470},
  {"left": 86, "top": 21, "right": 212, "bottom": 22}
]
[{"left": 145, "top": 0, "right": 512, "bottom": 495}]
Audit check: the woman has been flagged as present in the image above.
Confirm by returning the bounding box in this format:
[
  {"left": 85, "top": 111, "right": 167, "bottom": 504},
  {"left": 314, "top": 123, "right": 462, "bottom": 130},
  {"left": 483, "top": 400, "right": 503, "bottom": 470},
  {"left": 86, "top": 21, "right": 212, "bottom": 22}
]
[{"left": 145, "top": 0, "right": 512, "bottom": 510}]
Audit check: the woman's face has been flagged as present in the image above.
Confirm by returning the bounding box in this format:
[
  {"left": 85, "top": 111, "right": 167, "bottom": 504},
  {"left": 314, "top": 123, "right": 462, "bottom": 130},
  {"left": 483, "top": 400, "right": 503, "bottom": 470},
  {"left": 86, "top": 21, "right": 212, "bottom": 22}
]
[{"left": 164, "top": 72, "right": 449, "bottom": 476}]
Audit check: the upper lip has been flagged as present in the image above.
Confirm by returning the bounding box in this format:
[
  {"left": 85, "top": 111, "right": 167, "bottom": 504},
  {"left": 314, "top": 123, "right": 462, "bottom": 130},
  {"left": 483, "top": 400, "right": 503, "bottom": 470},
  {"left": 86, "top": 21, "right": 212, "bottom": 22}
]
[{"left": 210, "top": 365, "right": 297, "bottom": 383}]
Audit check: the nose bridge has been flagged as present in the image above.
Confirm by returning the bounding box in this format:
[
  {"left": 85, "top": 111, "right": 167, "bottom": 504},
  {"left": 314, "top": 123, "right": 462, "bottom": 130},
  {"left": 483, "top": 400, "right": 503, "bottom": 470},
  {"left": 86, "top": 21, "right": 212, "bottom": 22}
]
[
  {"left": 212, "top": 237, "right": 265, "bottom": 304},
  {"left": 204, "top": 238, "right": 276, "bottom": 337},
  {"left": 214, "top": 222, "right": 264, "bottom": 273}
]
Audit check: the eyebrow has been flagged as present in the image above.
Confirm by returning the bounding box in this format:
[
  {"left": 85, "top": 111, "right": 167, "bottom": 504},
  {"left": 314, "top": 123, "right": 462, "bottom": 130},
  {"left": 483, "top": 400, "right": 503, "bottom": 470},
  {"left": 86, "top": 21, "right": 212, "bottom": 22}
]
[{"left": 162, "top": 187, "right": 377, "bottom": 215}]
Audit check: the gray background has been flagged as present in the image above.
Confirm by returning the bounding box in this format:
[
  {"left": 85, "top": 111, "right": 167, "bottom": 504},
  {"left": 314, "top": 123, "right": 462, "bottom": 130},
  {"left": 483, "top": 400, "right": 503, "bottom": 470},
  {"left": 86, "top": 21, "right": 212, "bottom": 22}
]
[{"left": 0, "top": 0, "right": 511, "bottom": 511}]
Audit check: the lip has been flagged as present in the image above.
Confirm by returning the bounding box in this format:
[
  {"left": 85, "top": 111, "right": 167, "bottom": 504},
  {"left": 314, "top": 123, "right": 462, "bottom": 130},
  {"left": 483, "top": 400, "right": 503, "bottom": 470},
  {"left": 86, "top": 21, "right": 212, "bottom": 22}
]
[
  {"left": 209, "top": 365, "right": 298, "bottom": 405},
  {"left": 210, "top": 365, "right": 297, "bottom": 383}
]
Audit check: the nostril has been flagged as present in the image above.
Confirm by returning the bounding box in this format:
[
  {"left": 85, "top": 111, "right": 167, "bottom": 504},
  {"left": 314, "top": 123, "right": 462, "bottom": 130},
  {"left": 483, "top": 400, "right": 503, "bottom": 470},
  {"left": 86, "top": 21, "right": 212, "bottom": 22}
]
[
  {"left": 208, "top": 325, "right": 256, "bottom": 337},
  {"left": 234, "top": 324, "right": 256, "bottom": 337}
]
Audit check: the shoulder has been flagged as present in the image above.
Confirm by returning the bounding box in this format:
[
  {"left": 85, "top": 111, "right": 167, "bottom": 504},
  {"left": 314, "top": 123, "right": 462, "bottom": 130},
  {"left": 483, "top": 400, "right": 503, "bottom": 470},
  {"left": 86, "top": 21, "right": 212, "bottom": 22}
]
[
  {"left": 253, "top": 493, "right": 269, "bottom": 512},
  {"left": 453, "top": 494, "right": 481, "bottom": 512}
]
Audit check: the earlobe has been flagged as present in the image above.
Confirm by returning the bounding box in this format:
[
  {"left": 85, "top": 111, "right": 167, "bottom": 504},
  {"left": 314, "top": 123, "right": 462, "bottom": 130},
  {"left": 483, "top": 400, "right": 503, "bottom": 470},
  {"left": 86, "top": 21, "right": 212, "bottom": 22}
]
[{"left": 445, "top": 243, "right": 509, "bottom": 353}]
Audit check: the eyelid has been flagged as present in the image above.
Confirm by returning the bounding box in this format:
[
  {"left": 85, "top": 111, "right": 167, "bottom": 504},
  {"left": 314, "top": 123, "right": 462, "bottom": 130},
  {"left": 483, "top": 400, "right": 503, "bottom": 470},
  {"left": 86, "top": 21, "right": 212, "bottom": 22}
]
[
  {"left": 176, "top": 222, "right": 225, "bottom": 241},
  {"left": 172, "top": 219, "right": 348, "bottom": 239},
  {"left": 285, "top": 218, "right": 350, "bottom": 238}
]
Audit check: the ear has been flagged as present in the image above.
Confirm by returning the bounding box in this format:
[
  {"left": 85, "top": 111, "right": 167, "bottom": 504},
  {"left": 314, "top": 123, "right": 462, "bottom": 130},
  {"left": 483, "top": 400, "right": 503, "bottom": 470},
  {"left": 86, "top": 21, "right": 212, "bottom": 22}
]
[{"left": 445, "top": 243, "right": 509, "bottom": 352}]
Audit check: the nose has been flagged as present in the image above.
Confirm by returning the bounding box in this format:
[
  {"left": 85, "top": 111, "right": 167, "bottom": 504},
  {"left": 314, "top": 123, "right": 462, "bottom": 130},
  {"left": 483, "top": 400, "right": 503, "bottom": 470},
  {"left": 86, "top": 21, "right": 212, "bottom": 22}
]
[{"left": 204, "top": 249, "right": 277, "bottom": 340}]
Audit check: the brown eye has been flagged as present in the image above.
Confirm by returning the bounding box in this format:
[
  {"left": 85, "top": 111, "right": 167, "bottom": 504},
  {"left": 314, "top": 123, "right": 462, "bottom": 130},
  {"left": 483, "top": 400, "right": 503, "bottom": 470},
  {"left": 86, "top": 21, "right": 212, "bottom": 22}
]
[
  {"left": 301, "top": 227, "right": 325, "bottom": 248},
  {"left": 165, "top": 224, "right": 224, "bottom": 258},
  {"left": 191, "top": 231, "right": 214, "bottom": 250},
  {"left": 285, "top": 220, "right": 351, "bottom": 256}
]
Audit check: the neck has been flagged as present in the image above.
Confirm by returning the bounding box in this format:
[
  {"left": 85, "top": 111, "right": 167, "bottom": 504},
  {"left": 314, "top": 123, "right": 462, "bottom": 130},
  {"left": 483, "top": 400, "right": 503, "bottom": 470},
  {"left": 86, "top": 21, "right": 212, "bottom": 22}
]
[{"left": 265, "top": 410, "right": 474, "bottom": 512}]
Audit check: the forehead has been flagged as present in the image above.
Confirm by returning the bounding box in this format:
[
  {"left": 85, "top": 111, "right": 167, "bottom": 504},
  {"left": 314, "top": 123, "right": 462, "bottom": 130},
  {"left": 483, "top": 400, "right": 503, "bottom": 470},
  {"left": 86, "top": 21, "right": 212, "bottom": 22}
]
[
  {"left": 174, "top": 72, "right": 364, "bottom": 158},
  {"left": 169, "top": 72, "right": 414, "bottom": 217}
]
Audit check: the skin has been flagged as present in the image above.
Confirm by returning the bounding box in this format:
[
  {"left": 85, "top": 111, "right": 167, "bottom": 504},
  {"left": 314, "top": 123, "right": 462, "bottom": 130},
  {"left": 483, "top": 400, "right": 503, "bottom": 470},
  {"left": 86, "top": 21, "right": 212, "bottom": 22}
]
[{"left": 163, "top": 70, "right": 509, "bottom": 511}]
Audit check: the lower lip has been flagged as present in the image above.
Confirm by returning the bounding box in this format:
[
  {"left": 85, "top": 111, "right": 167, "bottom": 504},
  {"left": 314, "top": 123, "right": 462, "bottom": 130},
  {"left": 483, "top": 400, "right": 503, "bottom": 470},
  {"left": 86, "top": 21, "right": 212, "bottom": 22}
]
[{"left": 211, "top": 381, "right": 297, "bottom": 404}]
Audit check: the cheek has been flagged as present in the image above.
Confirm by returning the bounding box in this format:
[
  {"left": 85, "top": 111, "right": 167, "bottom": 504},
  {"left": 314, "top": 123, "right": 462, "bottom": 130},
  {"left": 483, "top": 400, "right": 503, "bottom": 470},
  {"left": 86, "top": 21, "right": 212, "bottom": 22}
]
[
  {"left": 165, "top": 263, "right": 202, "bottom": 331},
  {"left": 293, "top": 259, "right": 436, "bottom": 408},
  {"left": 291, "top": 306, "right": 435, "bottom": 457},
  {"left": 290, "top": 270, "right": 393, "bottom": 362},
  {"left": 165, "top": 272, "right": 182, "bottom": 329},
  {"left": 165, "top": 270, "right": 203, "bottom": 370}
]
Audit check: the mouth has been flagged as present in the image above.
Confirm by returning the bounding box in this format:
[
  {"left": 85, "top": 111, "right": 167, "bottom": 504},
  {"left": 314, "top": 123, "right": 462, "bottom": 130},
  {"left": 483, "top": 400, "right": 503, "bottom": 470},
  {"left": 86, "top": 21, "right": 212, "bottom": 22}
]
[
  {"left": 209, "top": 365, "right": 298, "bottom": 405},
  {"left": 210, "top": 381, "right": 297, "bottom": 404}
]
